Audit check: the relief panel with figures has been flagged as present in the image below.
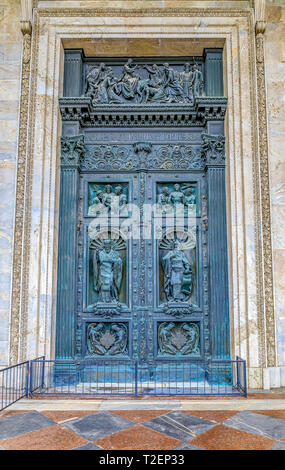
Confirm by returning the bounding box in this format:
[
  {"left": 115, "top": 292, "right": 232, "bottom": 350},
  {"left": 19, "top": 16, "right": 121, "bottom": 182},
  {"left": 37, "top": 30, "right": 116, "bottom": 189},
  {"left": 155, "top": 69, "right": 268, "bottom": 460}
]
[{"left": 56, "top": 53, "right": 229, "bottom": 365}]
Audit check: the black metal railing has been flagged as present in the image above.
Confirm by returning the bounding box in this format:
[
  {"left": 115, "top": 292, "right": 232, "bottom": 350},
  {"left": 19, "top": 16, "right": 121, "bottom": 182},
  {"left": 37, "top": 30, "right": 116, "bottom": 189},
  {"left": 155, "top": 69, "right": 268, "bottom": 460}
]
[
  {"left": 1, "top": 356, "right": 246, "bottom": 411},
  {"left": 0, "top": 357, "right": 45, "bottom": 412},
  {"left": 29, "top": 356, "right": 45, "bottom": 395},
  {"left": 0, "top": 361, "right": 30, "bottom": 412},
  {"left": 29, "top": 356, "right": 247, "bottom": 397}
]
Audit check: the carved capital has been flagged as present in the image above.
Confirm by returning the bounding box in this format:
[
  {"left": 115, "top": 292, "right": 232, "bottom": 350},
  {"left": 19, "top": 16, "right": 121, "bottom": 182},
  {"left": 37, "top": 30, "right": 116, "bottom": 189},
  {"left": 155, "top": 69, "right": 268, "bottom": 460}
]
[
  {"left": 60, "top": 135, "right": 85, "bottom": 168},
  {"left": 20, "top": 20, "right": 32, "bottom": 36},
  {"left": 201, "top": 133, "right": 225, "bottom": 166},
  {"left": 255, "top": 20, "right": 266, "bottom": 36}
]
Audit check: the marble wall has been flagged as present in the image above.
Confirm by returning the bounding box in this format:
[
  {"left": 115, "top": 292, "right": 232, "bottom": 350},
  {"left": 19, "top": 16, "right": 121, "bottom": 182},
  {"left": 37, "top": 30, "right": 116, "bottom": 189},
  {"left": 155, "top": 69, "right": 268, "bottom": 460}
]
[
  {"left": 0, "top": 0, "right": 284, "bottom": 387},
  {"left": 0, "top": 0, "right": 22, "bottom": 365},
  {"left": 18, "top": 7, "right": 266, "bottom": 388},
  {"left": 265, "top": 1, "right": 285, "bottom": 366}
]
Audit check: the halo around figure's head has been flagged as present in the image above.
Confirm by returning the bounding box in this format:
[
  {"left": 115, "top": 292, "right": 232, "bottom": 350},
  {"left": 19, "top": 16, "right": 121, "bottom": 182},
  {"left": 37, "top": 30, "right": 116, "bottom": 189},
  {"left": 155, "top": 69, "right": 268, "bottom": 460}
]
[
  {"left": 159, "top": 228, "right": 196, "bottom": 251},
  {"left": 88, "top": 223, "right": 126, "bottom": 251}
]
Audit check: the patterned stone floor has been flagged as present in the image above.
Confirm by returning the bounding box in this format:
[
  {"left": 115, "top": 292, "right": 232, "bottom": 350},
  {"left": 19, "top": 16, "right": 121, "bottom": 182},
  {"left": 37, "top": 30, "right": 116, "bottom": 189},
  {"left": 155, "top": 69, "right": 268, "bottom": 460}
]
[{"left": 0, "top": 408, "right": 285, "bottom": 450}]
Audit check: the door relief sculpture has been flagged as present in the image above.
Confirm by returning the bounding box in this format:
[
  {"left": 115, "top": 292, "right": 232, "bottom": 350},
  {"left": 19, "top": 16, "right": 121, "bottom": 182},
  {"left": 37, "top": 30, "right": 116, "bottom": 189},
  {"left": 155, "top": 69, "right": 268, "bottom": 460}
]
[
  {"left": 56, "top": 52, "right": 230, "bottom": 365},
  {"left": 84, "top": 60, "right": 205, "bottom": 105}
]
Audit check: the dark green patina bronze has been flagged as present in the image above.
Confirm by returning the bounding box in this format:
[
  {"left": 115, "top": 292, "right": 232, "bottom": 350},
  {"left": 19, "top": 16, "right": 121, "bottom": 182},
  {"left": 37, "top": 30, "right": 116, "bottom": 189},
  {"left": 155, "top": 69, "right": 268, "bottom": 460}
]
[{"left": 56, "top": 50, "right": 230, "bottom": 365}]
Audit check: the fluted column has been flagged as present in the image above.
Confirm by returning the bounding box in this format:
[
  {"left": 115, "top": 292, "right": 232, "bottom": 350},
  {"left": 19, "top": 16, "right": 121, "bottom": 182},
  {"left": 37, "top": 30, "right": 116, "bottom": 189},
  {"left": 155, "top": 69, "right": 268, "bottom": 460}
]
[
  {"left": 202, "top": 134, "right": 230, "bottom": 359},
  {"left": 55, "top": 135, "right": 84, "bottom": 360},
  {"left": 204, "top": 49, "right": 224, "bottom": 97}
]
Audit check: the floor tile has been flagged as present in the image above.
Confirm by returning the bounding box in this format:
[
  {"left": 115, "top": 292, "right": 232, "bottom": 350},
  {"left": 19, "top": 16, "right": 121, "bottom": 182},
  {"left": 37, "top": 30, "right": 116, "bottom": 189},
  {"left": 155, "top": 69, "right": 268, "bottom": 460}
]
[
  {"left": 41, "top": 410, "right": 97, "bottom": 423},
  {"left": 247, "top": 393, "right": 285, "bottom": 400},
  {"left": 73, "top": 442, "right": 103, "bottom": 450},
  {"left": 253, "top": 410, "right": 285, "bottom": 420},
  {"left": 224, "top": 410, "right": 285, "bottom": 440},
  {"left": 190, "top": 425, "right": 275, "bottom": 450},
  {"left": 0, "top": 424, "right": 88, "bottom": 450},
  {"left": 0, "top": 411, "right": 55, "bottom": 440},
  {"left": 144, "top": 411, "right": 215, "bottom": 442},
  {"left": 95, "top": 424, "right": 182, "bottom": 450},
  {"left": 173, "top": 443, "right": 203, "bottom": 450},
  {"left": 270, "top": 441, "right": 285, "bottom": 450},
  {"left": 63, "top": 411, "right": 135, "bottom": 441},
  {"left": 0, "top": 410, "right": 30, "bottom": 418},
  {"left": 111, "top": 410, "right": 171, "bottom": 423},
  {"left": 182, "top": 410, "right": 238, "bottom": 423}
]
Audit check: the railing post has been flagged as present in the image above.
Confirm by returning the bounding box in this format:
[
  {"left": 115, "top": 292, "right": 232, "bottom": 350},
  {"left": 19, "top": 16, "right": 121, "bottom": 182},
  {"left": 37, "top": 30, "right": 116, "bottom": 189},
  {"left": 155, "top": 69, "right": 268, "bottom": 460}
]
[
  {"left": 41, "top": 356, "right": 45, "bottom": 391},
  {"left": 236, "top": 356, "right": 240, "bottom": 390},
  {"left": 243, "top": 359, "right": 247, "bottom": 398},
  {"left": 26, "top": 362, "right": 30, "bottom": 397},
  {"left": 135, "top": 361, "right": 138, "bottom": 398},
  {"left": 29, "top": 360, "right": 33, "bottom": 396}
]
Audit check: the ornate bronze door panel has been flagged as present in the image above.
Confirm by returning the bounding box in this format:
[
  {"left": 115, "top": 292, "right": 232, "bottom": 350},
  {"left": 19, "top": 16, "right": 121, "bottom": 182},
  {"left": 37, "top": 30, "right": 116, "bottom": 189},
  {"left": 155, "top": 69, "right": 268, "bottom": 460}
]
[{"left": 56, "top": 53, "right": 230, "bottom": 367}]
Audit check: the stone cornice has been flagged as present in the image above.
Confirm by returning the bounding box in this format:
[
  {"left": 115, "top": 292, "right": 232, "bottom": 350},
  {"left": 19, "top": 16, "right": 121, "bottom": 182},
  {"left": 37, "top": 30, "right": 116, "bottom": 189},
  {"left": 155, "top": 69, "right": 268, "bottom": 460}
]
[
  {"left": 59, "top": 96, "right": 227, "bottom": 128},
  {"left": 35, "top": 8, "right": 252, "bottom": 18}
]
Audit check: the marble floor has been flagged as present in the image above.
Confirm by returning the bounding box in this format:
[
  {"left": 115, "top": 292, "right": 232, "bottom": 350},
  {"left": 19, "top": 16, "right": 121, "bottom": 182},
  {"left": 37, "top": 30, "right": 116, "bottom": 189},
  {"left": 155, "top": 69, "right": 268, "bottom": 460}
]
[{"left": 0, "top": 405, "right": 285, "bottom": 450}]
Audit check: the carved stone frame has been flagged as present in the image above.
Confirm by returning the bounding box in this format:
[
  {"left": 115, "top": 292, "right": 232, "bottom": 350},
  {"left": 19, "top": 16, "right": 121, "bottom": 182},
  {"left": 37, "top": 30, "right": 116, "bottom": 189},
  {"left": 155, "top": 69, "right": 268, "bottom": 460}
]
[{"left": 11, "top": 6, "right": 275, "bottom": 388}]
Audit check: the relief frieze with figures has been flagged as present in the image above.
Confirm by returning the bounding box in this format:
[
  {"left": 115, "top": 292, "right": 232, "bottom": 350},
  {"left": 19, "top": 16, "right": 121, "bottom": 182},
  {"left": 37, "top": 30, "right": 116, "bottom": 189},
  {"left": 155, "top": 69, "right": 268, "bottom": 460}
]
[{"left": 84, "top": 60, "right": 205, "bottom": 106}]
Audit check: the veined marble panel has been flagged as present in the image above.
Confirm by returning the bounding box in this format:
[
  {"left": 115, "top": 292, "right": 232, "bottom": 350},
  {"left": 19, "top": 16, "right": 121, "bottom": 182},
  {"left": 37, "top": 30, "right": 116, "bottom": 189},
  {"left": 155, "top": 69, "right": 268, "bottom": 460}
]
[{"left": 0, "top": 0, "right": 22, "bottom": 366}]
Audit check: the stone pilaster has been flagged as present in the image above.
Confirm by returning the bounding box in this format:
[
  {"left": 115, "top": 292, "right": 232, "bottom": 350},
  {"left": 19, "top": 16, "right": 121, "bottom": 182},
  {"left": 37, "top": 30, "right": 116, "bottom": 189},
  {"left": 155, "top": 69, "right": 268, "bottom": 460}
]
[
  {"left": 9, "top": 19, "right": 32, "bottom": 364},
  {"left": 255, "top": 19, "right": 276, "bottom": 368}
]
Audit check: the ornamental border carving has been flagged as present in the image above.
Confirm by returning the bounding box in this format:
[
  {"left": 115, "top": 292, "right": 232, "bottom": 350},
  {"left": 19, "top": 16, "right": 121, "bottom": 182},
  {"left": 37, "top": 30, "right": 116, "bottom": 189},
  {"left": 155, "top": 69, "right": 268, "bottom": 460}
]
[
  {"left": 9, "top": 21, "right": 32, "bottom": 364},
  {"left": 255, "top": 21, "right": 276, "bottom": 367},
  {"left": 36, "top": 8, "right": 255, "bottom": 18},
  {"left": 10, "top": 6, "right": 276, "bottom": 372}
]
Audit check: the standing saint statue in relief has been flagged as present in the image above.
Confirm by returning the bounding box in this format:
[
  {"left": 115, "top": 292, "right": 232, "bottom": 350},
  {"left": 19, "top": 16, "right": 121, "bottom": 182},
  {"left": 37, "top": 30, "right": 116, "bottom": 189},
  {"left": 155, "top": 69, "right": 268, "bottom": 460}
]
[
  {"left": 114, "top": 185, "right": 128, "bottom": 215},
  {"left": 93, "top": 239, "right": 123, "bottom": 303},
  {"left": 162, "top": 240, "right": 193, "bottom": 302},
  {"left": 181, "top": 63, "right": 194, "bottom": 104},
  {"left": 193, "top": 64, "right": 205, "bottom": 97}
]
